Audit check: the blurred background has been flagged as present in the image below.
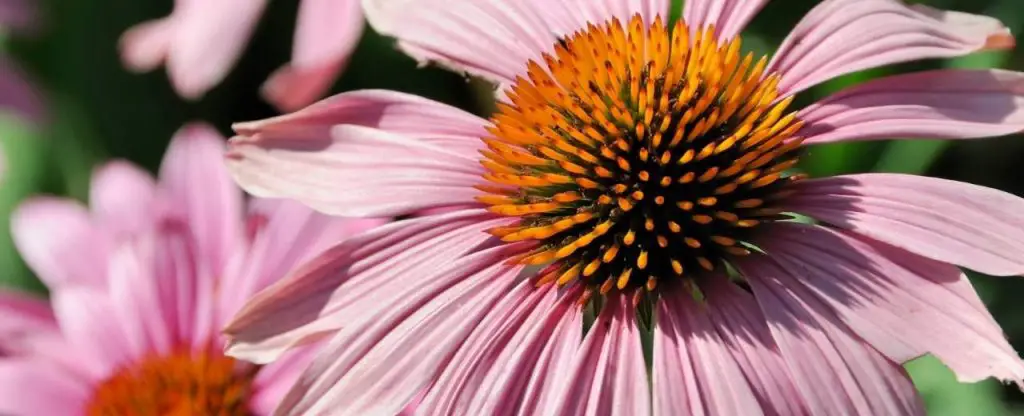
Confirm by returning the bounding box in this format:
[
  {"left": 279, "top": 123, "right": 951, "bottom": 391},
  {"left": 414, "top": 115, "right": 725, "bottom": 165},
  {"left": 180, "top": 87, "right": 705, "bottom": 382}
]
[{"left": 1, "top": 0, "right": 1023, "bottom": 413}]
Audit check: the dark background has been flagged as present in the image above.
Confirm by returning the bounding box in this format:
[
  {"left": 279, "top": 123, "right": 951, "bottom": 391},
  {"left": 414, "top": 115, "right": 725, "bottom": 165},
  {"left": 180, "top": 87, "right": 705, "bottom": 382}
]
[{"left": 1, "top": 1, "right": 1022, "bottom": 412}]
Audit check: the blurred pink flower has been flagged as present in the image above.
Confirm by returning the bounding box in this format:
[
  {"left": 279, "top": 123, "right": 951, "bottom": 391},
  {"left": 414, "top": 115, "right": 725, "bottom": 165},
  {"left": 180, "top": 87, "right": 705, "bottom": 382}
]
[
  {"left": 223, "top": 0, "right": 1024, "bottom": 414},
  {"left": 0, "top": 123, "right": 383, "bottom": 414},
  {"left": 0, "top": 0, "right": 45, "bottom": 183},
  {"left": 119, "top": 0, "right": 363, "bottom": 112}
]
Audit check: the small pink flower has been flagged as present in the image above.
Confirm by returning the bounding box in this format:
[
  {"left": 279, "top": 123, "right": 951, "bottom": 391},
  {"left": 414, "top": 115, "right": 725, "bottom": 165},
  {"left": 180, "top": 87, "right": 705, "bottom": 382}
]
[
  {"left": 119, "top": 0, "right": 363, "bottom": 111},
  {"left": 224, "top": 0, "right": 1024, "bottom": 414},
  {"left": 0, "top": 123, "right": 383, "bottom": 414}
]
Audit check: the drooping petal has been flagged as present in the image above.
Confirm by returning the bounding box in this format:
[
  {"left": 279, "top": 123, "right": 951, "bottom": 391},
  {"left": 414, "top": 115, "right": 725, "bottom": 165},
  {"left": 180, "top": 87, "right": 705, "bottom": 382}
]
[
  {"left": 467, "top": 288, "right": 584, "bottom": 416},
  {"left": 770, "top": 0, "right": 1014, "bottom": 95},
  {"left": 653, "top": 283, "right": 770, "bottom": 415},
  {"left": 757, "top": 223, "right": 1024, "bottom": 385},
  {"left": 218, "top": 198, "right": 386, "bottom": 325},
  {"left": 261, "top": 0, "right": 364, "bottom": 112},
  {"left": 799, "top": 70, "right": 1024, "bottom": 145},
  {"left": 0, "top": 360, "right": 90, "bottom": 415},
  {"left": 118, "top": 17, "right": 175, "bottom": 73},
  {"left": 89, "top": 161, "right": 160, "bottom": 236},
  {"left": 0, "top": 291, "right": 58, "bottom": 355},
  {"left": 0, "top": 0, "right": 37, "bottom": 33},
  {"left": 166, "top": 0, "right": 269, "bottom": 99},
  {"left": 51, "top": 287, "right": 135, "bottom": 378},
  {"left": 412, "top": 280, "right": 556, "bottom": 415},
  {"left": 249, "top": 346, "right": 318, "bottom": 415},
  {"left": 544, "top": 294, "right": 650, "bottom": 416},
  {"left": 159, "top": 123, "right": 243, "bottom": 275},
  {"left": 784, "top": 174, "right": 1024, "bottom": 276},
  {"left": 228, "top": 124, "right": 484, "bottom": 217},
  {"left": 740, "top": 257, "right": 925, "bottom": 415},
  {"left": 702, "top": 279, "right": 807, "bottom": 415},
  {"left": 11, "top": 198, "right": 111, "bottom": 289},
  {"left": 224, "top": 209, "right": 505, "bottom": 363},
  {"left": 361, "top": 0, "right": 557, "bottom": 85},
  {"left": 682, "top": 0, "right": 769, "bottom": 40},
  {"left": 234, "top": 89, "right": 488, "bottom": 159},
  {"left": 273, "top": 245, "right": 524, "bottom": 416}
]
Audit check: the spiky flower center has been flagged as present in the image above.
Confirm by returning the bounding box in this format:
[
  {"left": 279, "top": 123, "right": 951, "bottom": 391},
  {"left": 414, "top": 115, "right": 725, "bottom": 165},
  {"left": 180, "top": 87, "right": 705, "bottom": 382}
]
[
  {"left": 85, "top": 350, "right": 256, "bottom": 415},
  {"left": 478, "top": 14, "right": 803, "bottom": 303}
]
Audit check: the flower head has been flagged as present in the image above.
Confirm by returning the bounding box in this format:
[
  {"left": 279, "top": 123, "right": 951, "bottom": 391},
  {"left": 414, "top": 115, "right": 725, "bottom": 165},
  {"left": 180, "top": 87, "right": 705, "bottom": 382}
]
[
  {"left": 119, "top": 0, "right": 364, "bottom": 111},
  {"left": 0, "top": 123, "right": 382, "bottom": 415},
  {"left": 225, "top": 0, "right": 1024, "bottom": 414}
]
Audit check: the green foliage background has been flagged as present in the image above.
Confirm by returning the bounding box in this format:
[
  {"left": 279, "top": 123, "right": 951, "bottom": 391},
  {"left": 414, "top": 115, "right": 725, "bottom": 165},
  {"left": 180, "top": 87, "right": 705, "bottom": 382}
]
[{"left": 2, "top": 0, "right": 1024, "bottom": 413}]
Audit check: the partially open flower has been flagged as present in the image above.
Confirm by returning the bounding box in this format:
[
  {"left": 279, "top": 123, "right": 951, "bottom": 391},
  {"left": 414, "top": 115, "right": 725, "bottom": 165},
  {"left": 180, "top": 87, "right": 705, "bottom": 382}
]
[
  {"left": 0, "top": 123, "right": 383, "bottom": 415},
  {"left": 225, "top": 1, "right": 1024, "bottom": 414}
]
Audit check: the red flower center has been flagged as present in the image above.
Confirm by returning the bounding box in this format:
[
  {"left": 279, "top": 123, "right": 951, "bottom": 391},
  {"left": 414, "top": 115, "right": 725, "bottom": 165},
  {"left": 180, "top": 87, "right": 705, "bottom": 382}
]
[
  {"left": 477, "top": 14, "right": 804, "bottom": 304},
  {"left": 85, "top": 350, "right": 257, "bottom": 416}
]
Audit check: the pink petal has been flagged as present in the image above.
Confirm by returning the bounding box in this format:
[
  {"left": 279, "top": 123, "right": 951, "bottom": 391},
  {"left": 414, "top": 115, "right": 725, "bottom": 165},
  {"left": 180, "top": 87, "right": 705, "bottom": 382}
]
[
  {"left": 217, "top": 198, "right": 386, "bottom": 326},
  {"left": 11, "top": 198, "right": 111, "bottom": 289},
  {"left": 364, "top": 0, "right": 670, "bottom": 87},
  {"left": 228, "top": 124, "right": 483, "bottom": 217},
  {"left": 654, "top": 283, "right": 767, "bottom": 415},
  {"left": 682, "top": 0, "right": 768, "bottom": 40},
  {"left": 417, "top": 283, "right": 588, "bottom": 415},
  {"left": 89, "top": 160, "right": 160, "bottom": 236},
  {"left": 740, "top": 257, "right": 925, "bottom": 415},
  {"left": 0, "top": 360, "right": 90, "bottom": 415},
  {"left": 249, "top": 345, "right": 318, "bottom": 415},
  {"left": 274, "top": 245, "right": 524, "bottom": 415},
  {"left": 166, "top": 0, "right": 268, "bottom": 99},
  {"left": 119, "top": 17, "right": 175, "bottom": 73},
  {"left": 261, "top": 0, "right": 364, "bottom": 112},
  {"left": 545, "top": 294, "right": 649, "bottom": 416},
  {"left": 464, "top": 287, "right": 584, "bottom": 416},
  {"left": 0, "top": 0, "right": 37, "bottom": 33},
  {"left": 362, "top": 0, "right": 557, "bottom": 85},
  {"left": 234, "top": 89, "right": 487, "bottom": 158},
  {"left": 159, "top": 122, "right": 244, "bottom": 276},
  {"left": 0, "top": 291, "right": 58, "bottom": 355},
  {"left": 702, "top": 279, "right": 807, "bottom": 415},
  {"left": 51, "top": 287, "right": 134, "bottom": 378},
  {"left": 757, "top": 223, "right": 1024, "bottom": 385},
  {"left": 799, "top": 70, "right": 1024, "bottom": 145},
  {"left": 770, "top": 0, "right": 1014, "bottom": 96},
  {"left": 784, "top": 173, "right": 1024, "bottom": 276},
  {"left": 224, "top": 209, "right": 505, "bottom": 363}
]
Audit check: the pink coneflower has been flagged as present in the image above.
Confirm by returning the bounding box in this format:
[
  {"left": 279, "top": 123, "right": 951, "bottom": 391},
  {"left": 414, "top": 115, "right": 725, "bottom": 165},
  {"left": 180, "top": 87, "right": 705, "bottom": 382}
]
[
  {"left": 224, "top": 0, "right": 1024, "bottom": 414},
  {"left": 0, "top": 123, "right": 382, "bottom": 415},
  {"left": 119, "top": 0, "right": 363, "bottom": 111}
]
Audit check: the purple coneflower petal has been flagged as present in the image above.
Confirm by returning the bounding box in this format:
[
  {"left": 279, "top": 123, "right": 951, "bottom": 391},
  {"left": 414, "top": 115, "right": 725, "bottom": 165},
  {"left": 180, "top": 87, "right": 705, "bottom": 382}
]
[
  {"left": 0, "top": 360, "right": 89, "bottom": 415},
  {"left": 159, "top": 123, "right": 244, "bottom": 274},
  {"left": 262, "top": 0, "right": 363, "bottom": 112},
  {"left": 89, "top": 161, "right": 160, "bottom": 237},
  {"left": 106, "top": 236, "right": 175, "bottom": 358},
  {"left": 165, "top": 0, "right": 268, "bottom": 99},
  {"left": 51, "top": 288, "right": 136, "bottom": 377},
  {"left": 119, "top": 17, "right": 175, "bottom": 73},
  {"left": 218, "top": 199, "right": 385, "bottom": 323},
  {"left": 458, "top": 286, "right": 584, "bottom": 415},
  {"left": 415, "top": 281, "right": 560, "bottom": 414},
  {"left": 11, "top": 198, "right": 112, "bottom": 288},
  {"left": 545, "top": 294, "right": 649, "bottom": 416},
  {"left": 702, "top": 279, "right": 806, "bottom": 415},
  {"left": 654, "top": 284, "right": 765, "bottom": 415},
  {"left": 742, "top": 259, "right": 925, "bottom": 415},
  {"left": 276, "top": 246, "right": 523, "bottom": 415},
  {"left": 229, "top": 124, "right": 484, "bottom": 217},
  {"left": 799, "top": 69, "right": 1024, "bottom": 145},
  {"left": 758, "top": 223, "right": 1024, "bottom": 385},
  {"left": 224, "top": 209, "right": 504, "bottom": 363},
  {"left": 0, "top": 59, "right": 45, "bottom": 123},
  {"left": 770, "top": 0, "right": 1013, "bottom": 95},
  {"left": 682, "top": 0, "right": 768, "bottom": 40},
  {"left": 784, "top": 174, "right": 1024, "bottom": 276}
]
